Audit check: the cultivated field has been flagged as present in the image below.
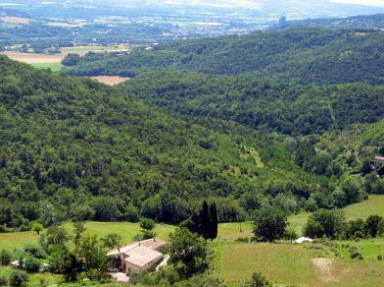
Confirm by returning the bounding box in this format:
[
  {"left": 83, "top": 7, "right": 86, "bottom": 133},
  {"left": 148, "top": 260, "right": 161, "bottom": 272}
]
[
  {"left": 1, "top": 45, "right": 127, "bottom": 69},
  {"left": 1, "top": 51, "right": 64, "bottom": 64}
]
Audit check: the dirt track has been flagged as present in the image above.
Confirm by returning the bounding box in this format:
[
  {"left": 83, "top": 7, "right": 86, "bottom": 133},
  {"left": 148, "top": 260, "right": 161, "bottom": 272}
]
[{"left": 312, "top": 258, "right": 338, "bottom": 283}]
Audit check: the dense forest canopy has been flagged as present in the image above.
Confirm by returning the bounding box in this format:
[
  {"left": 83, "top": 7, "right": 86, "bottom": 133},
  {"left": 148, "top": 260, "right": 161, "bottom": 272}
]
[
  {"left": 64, "top": 28, "right": 384, "bottom": 85},
  {"left": 0, "top": 55, "right": 335, "bottom": 229},
  {"left": 123, "top": 71, "right": 384, "bottom": 136}
]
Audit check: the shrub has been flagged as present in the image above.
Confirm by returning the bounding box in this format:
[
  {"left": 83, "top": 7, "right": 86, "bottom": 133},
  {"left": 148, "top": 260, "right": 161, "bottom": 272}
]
[
  {"left": 246, "top": 272, "right": 272, "bottom": 287},
  {"left": 378, "top": 255, "right": 383, "bottom": 261},
  {"left": 23, "top": 256, "right": 41, "bottom": 272},
  {"left": 0, "top": 249, "right": 11, "bottom": 266},
  {"left": 349, "top": 246, "right": 363, "bottom": 260},
  {"left": 9, "top": 271, "right": 29, "bottom": 287},
  {"left": 24, "top": 245, "right": 46, "bottom": 259},
  {"left": 0, "top": 276, "right": 8, "bottom": 286}
]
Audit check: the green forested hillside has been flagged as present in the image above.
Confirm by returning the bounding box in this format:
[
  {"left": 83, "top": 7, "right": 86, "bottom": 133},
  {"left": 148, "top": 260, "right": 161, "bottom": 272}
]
[
  {"left": 124, "top": 72, "right": 384, "bottom": 136},
  {"left": 0, "top": 56, "right": 333, "bottom": 229},
  {"left": 64, "top": 28, "right": 384, "bottom": 85}
]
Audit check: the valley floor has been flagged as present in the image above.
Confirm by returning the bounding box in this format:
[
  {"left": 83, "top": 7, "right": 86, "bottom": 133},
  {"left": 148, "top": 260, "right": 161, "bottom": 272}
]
[{"left": 1, "top": 196, "right": 384, "bottom": 286}]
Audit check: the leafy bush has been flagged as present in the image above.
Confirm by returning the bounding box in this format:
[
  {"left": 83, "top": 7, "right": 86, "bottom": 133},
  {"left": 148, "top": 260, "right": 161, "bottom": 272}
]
[
  {"left": 23, "top": 256, "right": 41, "bottom": 272},
  {"left": 9, "top": 271, "right": 29, "bottom": 287},
  {"left": 0, "top": 276, "right": 8, "bottom": 286},
  {"left": 304, "top": 209, "right": 346, "bottom": 240},
  {"left": 242, "top": 272, "right": 272, "bottom": 287},
  {"left": 349, "top": 246, "right": 363, "bottom": 260},
  {"left": 24, "top": 245, "right": 46, "bottom": 259},
  {"left": 0, "top": 249, "right": 11, "bottom": 266}
]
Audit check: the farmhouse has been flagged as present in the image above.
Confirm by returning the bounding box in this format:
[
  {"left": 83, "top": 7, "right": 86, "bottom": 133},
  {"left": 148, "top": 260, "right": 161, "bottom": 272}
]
[{"left": 107, "top": 238, "right": 166, "bottom": 275}]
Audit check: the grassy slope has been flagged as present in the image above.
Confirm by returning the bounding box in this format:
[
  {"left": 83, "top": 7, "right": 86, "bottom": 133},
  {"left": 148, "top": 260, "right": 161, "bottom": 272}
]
[
  {"left": 215, "top": 195, "right": 384, "bottom": 286},
  {"left": 289, "top": 195, "right": 384, "bottom": 235},
  {"left": 216, "top": 241, "right": 384, "bottom": 287}
]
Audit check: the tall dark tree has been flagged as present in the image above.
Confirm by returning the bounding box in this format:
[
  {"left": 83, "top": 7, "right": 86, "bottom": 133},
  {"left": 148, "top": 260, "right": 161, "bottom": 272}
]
[
  {"left": 200, "top": 201, "right": 211, "bottom": 240},
  {"left": 209, "top": 202, "right": 218, "bottom": 240}
]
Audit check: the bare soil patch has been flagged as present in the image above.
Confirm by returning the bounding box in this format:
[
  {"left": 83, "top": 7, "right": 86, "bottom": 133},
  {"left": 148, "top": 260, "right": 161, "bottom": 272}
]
[
  {"left": 89, "top": 76, "right": 129, "bottom": 86},
  {"left": 1, "top": 16, "right": 30, "bottom": 24},
  {"left": 312, "top": 258, "right": 338, "bottom": 283}
]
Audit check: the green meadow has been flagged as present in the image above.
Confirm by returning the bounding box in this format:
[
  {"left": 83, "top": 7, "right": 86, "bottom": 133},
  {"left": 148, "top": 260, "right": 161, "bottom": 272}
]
[
  {"left": 215, "top": 241, "right": 384, "bottom": 287},
  {"left": 30, "top": 62, "right": 62, "bottom": 72}
]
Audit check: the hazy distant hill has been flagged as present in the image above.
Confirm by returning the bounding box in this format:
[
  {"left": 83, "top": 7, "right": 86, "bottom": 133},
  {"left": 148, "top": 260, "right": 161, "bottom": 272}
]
[{"left": 273, "top": 13, "right": 384, "bottom": 30}]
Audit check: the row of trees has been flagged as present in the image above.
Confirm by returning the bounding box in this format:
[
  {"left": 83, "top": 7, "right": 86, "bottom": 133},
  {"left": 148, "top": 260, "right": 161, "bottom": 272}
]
[
  {"left": 183, "top": 201, "right": 218, "bottom": 241},
  {"left": 304, "top": 210, "right": 384, "bottom": 240},
  {"left": 251, "top": 206, "right": 384, "bottom": 243}
]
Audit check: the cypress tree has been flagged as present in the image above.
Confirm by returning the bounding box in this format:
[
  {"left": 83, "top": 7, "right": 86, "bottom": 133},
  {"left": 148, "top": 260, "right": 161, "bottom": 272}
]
[
  {"left": 209, "top": 202, "right": 218, "bottom": 240},
  {"left": 200, "top": 201, "right": 211, "bottom": 240}
]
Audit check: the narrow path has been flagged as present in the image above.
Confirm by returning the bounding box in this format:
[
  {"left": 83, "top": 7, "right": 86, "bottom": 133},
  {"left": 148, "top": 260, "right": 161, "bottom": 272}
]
[{"left": 312, "top": 258, "right": 338, "bottom": 283}]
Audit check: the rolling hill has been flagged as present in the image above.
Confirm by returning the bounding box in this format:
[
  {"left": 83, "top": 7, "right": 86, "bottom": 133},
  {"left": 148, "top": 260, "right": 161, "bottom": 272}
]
[{"left": 64, "top": 28, "right": 384, "bottom": 85}]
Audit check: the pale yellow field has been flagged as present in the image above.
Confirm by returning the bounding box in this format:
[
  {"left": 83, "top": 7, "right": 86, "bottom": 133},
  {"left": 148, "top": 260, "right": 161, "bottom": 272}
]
[
  {"left": 1, "top": 16, "right": 30, "bottom": 24},
  {"left": 1, "top": 51, "right": 64, "bottom": 63},
  {"left": 90, "top": 76, "right": 129, "bottom": 86}
]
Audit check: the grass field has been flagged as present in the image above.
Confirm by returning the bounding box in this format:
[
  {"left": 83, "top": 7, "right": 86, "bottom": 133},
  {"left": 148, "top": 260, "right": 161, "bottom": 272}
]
[
  {"left": 30, "top": 62, "right": 62, "bottom": 72},
  {"left": 216, "top": 241, "right": 384, "bottom": 287}
]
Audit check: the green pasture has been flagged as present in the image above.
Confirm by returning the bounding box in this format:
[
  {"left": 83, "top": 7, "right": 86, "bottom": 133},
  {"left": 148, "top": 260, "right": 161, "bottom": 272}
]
[
  {"left": 30, "top": 62, "right": 62, "bottom": 72},
  {"left": 216, "top": 240, "right": 384, "bottom": 287}
]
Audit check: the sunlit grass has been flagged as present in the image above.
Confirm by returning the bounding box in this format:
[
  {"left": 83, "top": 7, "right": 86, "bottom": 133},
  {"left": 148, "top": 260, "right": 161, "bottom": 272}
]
[{"left": 30, "top": 62, "right": 62, "bottom": 72}]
